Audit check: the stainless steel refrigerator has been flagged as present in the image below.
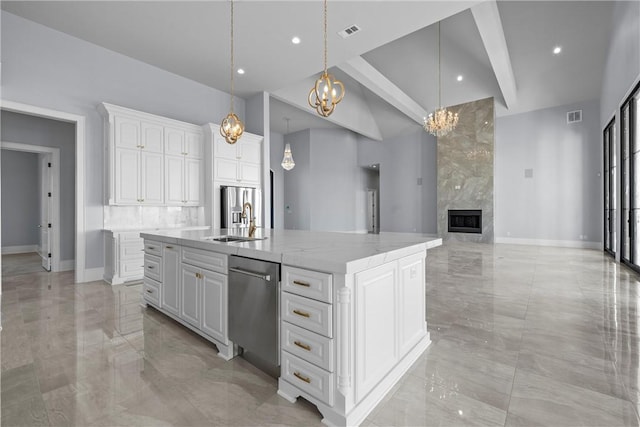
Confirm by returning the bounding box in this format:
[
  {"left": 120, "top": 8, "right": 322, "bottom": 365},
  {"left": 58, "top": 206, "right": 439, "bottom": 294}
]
[{"left": 220, "top": 186, "right": 262, "bottom": 230}]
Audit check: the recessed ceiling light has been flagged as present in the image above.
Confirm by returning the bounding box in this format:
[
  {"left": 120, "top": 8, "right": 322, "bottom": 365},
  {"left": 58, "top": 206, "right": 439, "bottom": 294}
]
[
  {"left": 291, "top": 36, "right": 301, "bottom": 45},
  {"left": 456, "top": 75, "right": 464, "bottom": 82},
  {"left": 553, "top": 46, "right": 562, "bottom": 55},
  {"left": 237, "top": 68, "right": 245, "bottom": 75}
]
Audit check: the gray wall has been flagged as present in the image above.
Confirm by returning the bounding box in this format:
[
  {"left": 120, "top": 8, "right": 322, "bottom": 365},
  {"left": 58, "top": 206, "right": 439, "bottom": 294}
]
[
  {"left": 283, "top": 130, "right": 311, "bottom": 230},
  {"left": 2, "top": 11, "right": 245, "bottom": 269},
  {"left": 270, "top": 131, "right": 285, "bottom": 229},
  {"left": 600, "top": 0, "right": 640, "bottom": 127},
  {"left": 1, "top": 112, "right": 76, "bottom": 260},
  {"left": 357, "top": 128, "right": 437, "bottom": 234},
  {"left": 495, "top": 99, "right": 601, "bottom": 243},
  {"left": 1, "top": 150, "right": 40, "bottom": 248}
]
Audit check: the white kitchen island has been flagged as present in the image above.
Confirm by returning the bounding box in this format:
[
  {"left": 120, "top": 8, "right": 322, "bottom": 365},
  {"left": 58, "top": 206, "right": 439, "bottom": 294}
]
[{"left": 139, "top": 228, "right": 441, "bottom": 427}]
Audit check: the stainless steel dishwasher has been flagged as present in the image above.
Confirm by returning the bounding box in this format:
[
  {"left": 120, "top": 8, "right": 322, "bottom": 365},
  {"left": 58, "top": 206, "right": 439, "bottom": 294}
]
[{"left": 228, "top": 255, "right": 280, "bottom": 375}]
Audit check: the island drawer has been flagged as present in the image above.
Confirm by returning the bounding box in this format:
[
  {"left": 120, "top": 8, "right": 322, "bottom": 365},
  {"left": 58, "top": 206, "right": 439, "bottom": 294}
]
[
  {"left": 182, "top": 247, "right": 227, "bottom": 273},
  {"left": 143, "top": 277, "right": 161, "bottom": 307},
  {"left": 281, "top": 352, "right": 334, "bottom": 406},
  {"left": 144, "top": 240, "right": 162, "bottom": 257},
  {"left": 282, "top": 266, "right": 332, "bottom": 303},
  {"left": 282, "top": 322, "right": 333, "bottom": 372},
  {"left": 282, "top": 292, "right": 332, "bottom": 338},
  {"left": 144, "top": 254, "right": 162, "bottom": 282}
]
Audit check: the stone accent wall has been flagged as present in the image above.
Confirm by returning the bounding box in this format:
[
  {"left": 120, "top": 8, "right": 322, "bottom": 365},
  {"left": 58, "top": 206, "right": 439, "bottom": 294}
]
[{"left": 437, "top": 97, "right": 494, "bottom": 243}]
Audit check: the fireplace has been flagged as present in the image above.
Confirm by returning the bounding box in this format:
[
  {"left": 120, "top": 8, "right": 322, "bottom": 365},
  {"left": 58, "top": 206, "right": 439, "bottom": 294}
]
[{"left": 448, "top": 210, "right": 482, "bottom": 234}]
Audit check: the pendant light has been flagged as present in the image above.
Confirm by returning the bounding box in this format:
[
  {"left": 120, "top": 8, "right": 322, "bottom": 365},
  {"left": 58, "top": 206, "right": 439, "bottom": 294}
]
[
  {"left": 423, "top": 21, "right": 459, "bottom": 137},
  {"left": 308, "top": 0, "right": 345, "bottom": 117},
  {"left": 220, "top": 0, "right": 244, "bottom": 144},
  {"left": 281, "top": 118, "right": 295, "bottom": 171}
]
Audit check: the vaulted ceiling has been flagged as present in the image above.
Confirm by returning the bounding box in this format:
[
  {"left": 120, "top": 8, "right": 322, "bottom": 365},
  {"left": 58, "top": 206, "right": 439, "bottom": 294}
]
[{"left": 2, "top": 1, "right": 614, "bottom": 139}]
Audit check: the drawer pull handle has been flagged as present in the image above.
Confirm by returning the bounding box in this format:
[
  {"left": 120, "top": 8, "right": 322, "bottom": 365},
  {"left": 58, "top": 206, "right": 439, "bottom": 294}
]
[
  {"left": 293, "top": 280, "right": 310, "bottom": 287},
  {"left": 147, "top": 246, "right": 155, "bottom": 250},
  {"left": 293, "top": 372, "right": 311, "bottom": 384},
  {"left": 146, "top": 289, "right": 153, "bottom": 294},
  {"left": 293, "top": 309, "right": 310, "bottom": 318},
  {"left": 166, "top": 245, "right": 173, "bottom": 249},
  {"left": 147, "top": 266, "right": 154, "bottom": 269},
  {"left": 294, "top": 341, "right": 311, "bottom": 351}
]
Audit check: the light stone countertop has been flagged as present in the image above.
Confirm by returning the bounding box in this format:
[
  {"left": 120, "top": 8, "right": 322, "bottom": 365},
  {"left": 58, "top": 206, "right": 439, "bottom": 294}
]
[
  {"left": 103, "top": 226, "right": 210, "bottom": 233},
  {"left": 140, "top": 228, "right": 442, "bottom": 274}
]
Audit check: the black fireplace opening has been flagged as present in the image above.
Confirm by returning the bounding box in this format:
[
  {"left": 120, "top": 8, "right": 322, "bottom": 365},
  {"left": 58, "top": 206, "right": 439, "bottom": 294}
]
[{"left": 448, "top": 210, "right": 482, "bottom": 234}]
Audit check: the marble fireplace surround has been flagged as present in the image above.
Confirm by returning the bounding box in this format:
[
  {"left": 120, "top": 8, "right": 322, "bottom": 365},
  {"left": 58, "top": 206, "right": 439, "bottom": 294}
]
[{"left": 437, "top": 97, "right": 494, "bottom": 243}]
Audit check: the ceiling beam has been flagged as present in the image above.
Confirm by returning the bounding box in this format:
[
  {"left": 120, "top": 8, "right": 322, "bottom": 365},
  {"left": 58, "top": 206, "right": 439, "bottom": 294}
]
[
  {"left": 338, "top": 56, "right": 428, "bottom": 125},
  {"left": 471, "top": 0, "right": 517, "bottom": 109}
]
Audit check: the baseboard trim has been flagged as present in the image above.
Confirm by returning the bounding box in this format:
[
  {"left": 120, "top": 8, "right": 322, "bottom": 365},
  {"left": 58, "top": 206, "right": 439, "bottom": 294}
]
[
  {"left": 495, "top": 237, "right": 601, "bottom": 250},
  {"left": 1, "top": 245, "right": 38, "bottom": 254},
  {"left": 59, "top": 260, "right": 75, "bottom": 271},
  {"left": 82, "top": 267, "right": 105, "bottom": 283}
]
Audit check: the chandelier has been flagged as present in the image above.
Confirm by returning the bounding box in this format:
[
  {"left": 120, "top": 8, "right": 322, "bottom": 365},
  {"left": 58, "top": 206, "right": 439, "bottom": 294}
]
[
  {"left": 424, "top": 21, "right": 459, "bottom": 137},
  {"left": 308, "top": 0, "right": 344, "bottom": 117},
  {"left": 281, "top": 118, "right": 295, "bottom": 171},
  {"left": 220, "top": 0, "right": 244, "bottom": 144}
]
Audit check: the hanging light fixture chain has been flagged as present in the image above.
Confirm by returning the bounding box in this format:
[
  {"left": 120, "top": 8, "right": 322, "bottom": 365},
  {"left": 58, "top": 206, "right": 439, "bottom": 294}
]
[
  {"left": 230, "top": 0, "right": 235, "bottom": 112},
  {"left": 437, "top": 21, "right": 441, "bottom": 109},
  {"left": 323, "top": 0, "right": 328, "bottom": 73}
]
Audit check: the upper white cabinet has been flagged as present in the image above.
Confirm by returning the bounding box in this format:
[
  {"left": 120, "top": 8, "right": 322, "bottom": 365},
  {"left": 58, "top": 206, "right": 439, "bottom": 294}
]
[
  {"left": 210, "top": 125, "right": 263, "bottom": 186},
  {"left": 99, "top": 102, "right": 204, "bottom": 206}
]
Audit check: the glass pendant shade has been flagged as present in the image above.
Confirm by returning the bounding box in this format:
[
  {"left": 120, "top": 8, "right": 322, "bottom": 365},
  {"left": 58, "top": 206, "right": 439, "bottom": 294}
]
[
  {"left": 220, "top": 112, "right": 244, "bottom": 144},
  {"left": 309, "top": 71, "right": 345, "bottom": 117},
  {"left": 281, "top": 143, "right": 295, "bottom": 171}
]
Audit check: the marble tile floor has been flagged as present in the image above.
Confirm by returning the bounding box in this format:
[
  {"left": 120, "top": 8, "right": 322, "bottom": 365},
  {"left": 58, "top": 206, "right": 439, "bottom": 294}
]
[
  {"left": 2, "top": 242, "right": 640, "bottom": 426},
  {"left": 2, "top": 253, "right": 46, "bottom": 277}
]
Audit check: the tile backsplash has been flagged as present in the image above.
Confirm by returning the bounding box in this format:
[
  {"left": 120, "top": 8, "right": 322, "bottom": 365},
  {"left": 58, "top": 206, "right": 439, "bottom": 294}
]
[{"left": 103, "top": 206, "right": 205, "bottom": 230}]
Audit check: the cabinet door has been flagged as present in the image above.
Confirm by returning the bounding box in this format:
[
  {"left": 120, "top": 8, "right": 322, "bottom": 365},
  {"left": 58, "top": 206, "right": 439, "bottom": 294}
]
[
  {"left": 115, "top": 116, "right": 140, "bottom": 149},
  {"left": 214, "top": 158, "right": 239, "bottom": 183},
  {"left": 214, "top": 135, "right": 239, "bottom": 160},
  {"left": 115, "top": 148, "right": 140, "bottom": 204},
  {"left": 184, "top": 158, "right": 201, "bottom": 205},
  {"left": 165, "top": 155, "right": 185, "bottom": 205},
  {"left": 185, "top": 131, "right": 203, "bottom": 159},
  {"left": 238, "top": 138, "right": 261, "bottom": 164},
  {"left": 165, "top": 127, "right": 185, "bottom": 156},
  {"left": 180, "top": 264, "right": 201, "bottom": 328},
  {"left": 355, "top": 261, "right": 398, "bottom": 401},
  {"left": 141, "top": 122, "right": 164, "bottom": 153},
  {"left": 398, "top": 254, "right": 426, "bottom": 355},
  {"left": 140, "top": 151, "right": 164, "bottom": 205},
  {"left": 238, "top": 162, "right": 261, "bottom": 185},
  {"left": 201, "top": 269, "right": 227, "bottom": 344},
  {"left": 161, "top": 244, "right": 180, "bottom": 317}
]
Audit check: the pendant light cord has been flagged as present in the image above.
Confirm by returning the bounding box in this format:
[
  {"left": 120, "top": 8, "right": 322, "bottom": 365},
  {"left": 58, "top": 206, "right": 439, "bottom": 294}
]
[
  {"left": 230, "top": 0, "right": 235, "bottom": 113},
  {"left": 437, "top": 21, "right": 441, "bottom": 109},
  {"left": 323, "top": 0, "right": 328, "bottom": 74}
]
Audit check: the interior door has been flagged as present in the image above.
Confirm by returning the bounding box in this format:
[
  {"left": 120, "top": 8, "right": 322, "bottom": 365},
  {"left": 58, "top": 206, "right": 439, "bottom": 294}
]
[{"left": 39, "top": 153, "right": 52, "bottom": 271}]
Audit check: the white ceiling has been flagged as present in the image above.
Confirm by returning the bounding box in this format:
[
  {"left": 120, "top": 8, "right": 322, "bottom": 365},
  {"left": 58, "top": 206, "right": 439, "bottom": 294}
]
[{"left": 2, "top": 0, "right": 614, "bottom": 139}]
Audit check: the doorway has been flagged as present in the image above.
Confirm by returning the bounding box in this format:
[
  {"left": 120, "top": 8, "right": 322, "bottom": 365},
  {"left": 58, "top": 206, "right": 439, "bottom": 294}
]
[
  {"left": 363, "top": 164, "right": 380, "bottom": 234},
  {"left": 603, "top": 118, "right": 616, "bottom": 256},
  {"left": 1, "top": 143, "right": 61, "bottom": 274}
]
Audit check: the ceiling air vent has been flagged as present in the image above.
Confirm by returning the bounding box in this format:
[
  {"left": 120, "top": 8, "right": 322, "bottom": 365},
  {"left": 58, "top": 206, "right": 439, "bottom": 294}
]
[
  {"left": 567, "top": 110, "right": 582, "bottom": 124},
  {"left": 338, "top": 24, "right": 361, "bottom": 38}
]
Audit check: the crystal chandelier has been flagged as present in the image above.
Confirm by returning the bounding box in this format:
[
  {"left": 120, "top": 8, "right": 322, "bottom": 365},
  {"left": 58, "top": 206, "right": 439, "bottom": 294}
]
[
  {"left": 281, "top": 118, "right": 295, "bottom": 171},
  {"left": 308, "top": 0, "right": 345, "bottom": 117},
  {"left": 220, "top": 0, "right": 244, "bottom": 144},
  {"left": 424, "top": 21, "right": 459, "bottom": 137}
]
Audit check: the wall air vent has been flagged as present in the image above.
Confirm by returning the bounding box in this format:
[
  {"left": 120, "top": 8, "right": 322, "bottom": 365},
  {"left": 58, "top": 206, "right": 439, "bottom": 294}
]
[
  {"left": 338, "top": 24, "right": 361, "bottom": 38},
  {"left": 567, "top": 110, "right": 582, "bottom": 124}
]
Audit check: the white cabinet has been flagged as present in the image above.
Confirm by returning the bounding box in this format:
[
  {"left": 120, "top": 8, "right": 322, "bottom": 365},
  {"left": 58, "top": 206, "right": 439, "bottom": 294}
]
[
  {"left": 161, "top": 243, "right": 180, "bottom": 317},
  {"left": 165, "top": 155, "right": 202, "bottom": 206},
  {"left": 180, "top": 263, "right": 201, "bottom": 328},
  {"left": 103, "top": 231, "right": 145, "bottom": 285},
  {"left": 212, "top": 128, "right": 262, "bottom": 186},
  {"left": 201, "top": 270, "right": 228, "bottom": 344},
  {"left": 99, "top": 102, "right": 204, "bottom": 206}
]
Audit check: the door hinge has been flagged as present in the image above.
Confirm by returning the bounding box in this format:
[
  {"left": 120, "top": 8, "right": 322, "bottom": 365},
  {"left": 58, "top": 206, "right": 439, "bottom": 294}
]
[
  {"left": 48, "top": 253, "right": 51, "bottom": 258},
  {"left": 48, "top": 192, "right": 52, "bottom": 197},
  {"left": 48, "top": 223, "right": 52, "bottom": 228},
  {"left": 48, "top": 162, "right": 51, "bottom": 167}
]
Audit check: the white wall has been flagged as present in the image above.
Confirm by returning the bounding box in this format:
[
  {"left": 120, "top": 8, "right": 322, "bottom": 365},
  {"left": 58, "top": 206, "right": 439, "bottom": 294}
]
[
  {"left": 1, "top": 150, "right": 40, "bottom": 248},
  {"left": 283, "top": 130, "right": 312, "bottom": 230},
  {"left": 1, "top": 112, "right": 76, "bottom": 259},
  {"left": 495, "top": 99, "right": 601, "bottom": 246},
  {"left": 600, "top": 0, "right": 640, "bottom": 127},
  {"left": 2, "top": 11, "right": 245, "bottom": 269}
]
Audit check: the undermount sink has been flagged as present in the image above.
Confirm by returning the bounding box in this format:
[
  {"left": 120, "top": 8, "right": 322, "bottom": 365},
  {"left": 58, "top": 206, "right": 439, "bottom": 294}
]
[{"left": 203, "top": 236, "right": 267, "bottom": 243}]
